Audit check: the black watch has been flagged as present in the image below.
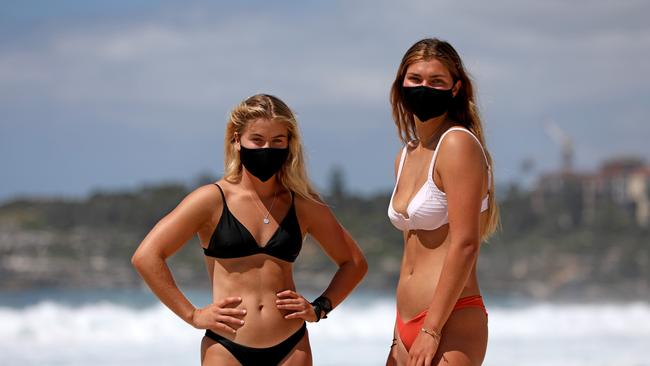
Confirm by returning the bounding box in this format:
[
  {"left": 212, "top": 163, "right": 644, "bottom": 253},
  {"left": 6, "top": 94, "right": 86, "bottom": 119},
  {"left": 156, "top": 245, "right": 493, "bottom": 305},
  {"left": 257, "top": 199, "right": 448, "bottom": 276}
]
[
  {"left": 310, "top": 296, "right": 332, "bottom": 322},
  {"left": 312, "top": 303, "right": 323, "bottom": 322}
]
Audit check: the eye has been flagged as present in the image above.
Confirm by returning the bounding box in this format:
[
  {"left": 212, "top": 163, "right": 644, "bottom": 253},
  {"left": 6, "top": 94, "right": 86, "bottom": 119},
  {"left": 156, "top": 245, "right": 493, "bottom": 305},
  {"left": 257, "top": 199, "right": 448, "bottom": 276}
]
[
  {"left": 272, "top": 138, "right": 287, "bottom": 147},
  {"left": 407, "top": 75, "right": 422, "bottom": 83},
  {"left": 429, "top": 78, "right": 449, "bottom": 89}
]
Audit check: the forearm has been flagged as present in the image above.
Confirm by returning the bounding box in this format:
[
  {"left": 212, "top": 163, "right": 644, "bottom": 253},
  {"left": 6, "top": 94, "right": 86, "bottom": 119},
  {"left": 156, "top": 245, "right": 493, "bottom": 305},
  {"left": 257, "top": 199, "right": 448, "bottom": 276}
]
[
  {"left": 132, "top": 254, "right": 197, "bottom": 326},
  {"left": 423, "top": 242, "right": 479, "bottom": 331},
  {"left": 319, "top": 256, "right": 367, "bottom": 309}
]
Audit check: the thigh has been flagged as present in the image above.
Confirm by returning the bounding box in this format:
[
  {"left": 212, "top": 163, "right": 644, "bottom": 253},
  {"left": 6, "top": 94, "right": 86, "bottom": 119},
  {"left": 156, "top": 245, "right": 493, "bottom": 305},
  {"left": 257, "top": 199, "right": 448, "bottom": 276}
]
[
  {"left": 433, "top": 308, "right": 488, "bottom": 366},
  {"left": 279, "top": 328, "right": 312, "bottom": 366},
  {"left": 392, "top": 332, "right": 409, "bottom": 366},
  {"left": 201, "top": 336, "right": 241, "bottom": 366}
]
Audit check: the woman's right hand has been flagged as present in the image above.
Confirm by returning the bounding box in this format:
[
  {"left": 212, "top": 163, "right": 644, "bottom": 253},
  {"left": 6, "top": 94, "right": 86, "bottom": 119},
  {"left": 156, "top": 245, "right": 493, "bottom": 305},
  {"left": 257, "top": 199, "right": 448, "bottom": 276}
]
[{"left": 191, "top": 296, "right": 247, "bottom": 334}]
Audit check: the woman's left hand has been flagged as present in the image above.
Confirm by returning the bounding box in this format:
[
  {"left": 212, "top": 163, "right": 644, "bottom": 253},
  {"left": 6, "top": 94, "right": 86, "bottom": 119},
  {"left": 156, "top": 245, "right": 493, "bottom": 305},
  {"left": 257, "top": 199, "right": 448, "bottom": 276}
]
[
  {"left": 407, "top": 331, "right": 440, "bottom": 366},
  {"left": 276, "top": 290, "right": 318, "bottom": 322}
]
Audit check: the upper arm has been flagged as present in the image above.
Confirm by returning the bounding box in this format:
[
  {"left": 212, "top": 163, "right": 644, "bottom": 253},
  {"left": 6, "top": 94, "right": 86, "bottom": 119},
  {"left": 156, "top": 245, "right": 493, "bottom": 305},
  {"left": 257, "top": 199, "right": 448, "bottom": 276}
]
[
  {"left": 296, "top": 197, "right": 365, "bottom": 267},
  {"left": 436, "top": 132, "right": 488, "bottom": 245},
  {"left": 134, "top": 184, "right": 219, "bottom": 260}
]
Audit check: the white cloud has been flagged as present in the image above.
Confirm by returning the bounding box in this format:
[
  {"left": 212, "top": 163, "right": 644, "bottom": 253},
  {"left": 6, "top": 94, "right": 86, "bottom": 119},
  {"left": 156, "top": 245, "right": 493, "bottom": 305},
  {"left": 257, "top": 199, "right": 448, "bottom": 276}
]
[
  {"left": 1, "top": 0, "right": 646, "bottom": 119},
  {"left": 1, "top": 0, "right": 649, "bottom": 199}
]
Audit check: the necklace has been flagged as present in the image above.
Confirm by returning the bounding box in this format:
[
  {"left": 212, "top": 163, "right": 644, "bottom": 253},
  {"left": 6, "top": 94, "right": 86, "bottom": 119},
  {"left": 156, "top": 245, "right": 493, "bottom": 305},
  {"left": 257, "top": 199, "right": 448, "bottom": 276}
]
[
  {"left": 250, "top": 189, "right": 278, "bottom": 224},
  {"left": 417, "top": 120, "right": 451, "bottom": 148}
]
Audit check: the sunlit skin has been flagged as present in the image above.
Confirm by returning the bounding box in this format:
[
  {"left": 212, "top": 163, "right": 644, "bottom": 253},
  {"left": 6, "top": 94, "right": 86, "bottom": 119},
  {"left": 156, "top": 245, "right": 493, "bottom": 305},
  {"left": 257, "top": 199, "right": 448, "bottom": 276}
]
[
  {"left": 386, "top": 59, "right": 490, "bottom": 366},
  {"left": 132, "top": 118, "right": 367, "bottom": 366}
]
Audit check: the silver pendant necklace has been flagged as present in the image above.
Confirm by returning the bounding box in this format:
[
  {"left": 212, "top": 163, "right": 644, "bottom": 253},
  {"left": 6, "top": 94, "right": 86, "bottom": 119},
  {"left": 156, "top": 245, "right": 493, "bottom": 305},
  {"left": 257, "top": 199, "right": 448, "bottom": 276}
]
[{"left": 251, "top": 189, "right": 278, "bottom": 224}]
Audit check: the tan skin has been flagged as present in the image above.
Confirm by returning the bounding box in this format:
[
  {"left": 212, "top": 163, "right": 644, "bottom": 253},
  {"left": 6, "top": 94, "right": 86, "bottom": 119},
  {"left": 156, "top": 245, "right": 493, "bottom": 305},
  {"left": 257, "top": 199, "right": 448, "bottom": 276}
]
[
  {"left": 385, "top": 59, "right": 489, "bottom": 366},
  {"left": 132, "top": 118, "right": 367, "bottom": 366}
]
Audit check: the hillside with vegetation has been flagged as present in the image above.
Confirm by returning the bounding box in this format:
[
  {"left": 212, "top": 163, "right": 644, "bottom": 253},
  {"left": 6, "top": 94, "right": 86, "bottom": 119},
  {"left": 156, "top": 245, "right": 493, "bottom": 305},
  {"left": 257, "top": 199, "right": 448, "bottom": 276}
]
[{"left": 0, "top": 172, "right": 647, "bottom": 301}]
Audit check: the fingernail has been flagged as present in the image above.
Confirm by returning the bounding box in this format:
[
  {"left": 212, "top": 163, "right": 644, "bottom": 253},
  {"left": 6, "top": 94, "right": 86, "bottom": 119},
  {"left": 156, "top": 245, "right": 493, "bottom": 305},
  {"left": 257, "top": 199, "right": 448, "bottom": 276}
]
[
  {"left": 240, "top": 320, "right": 244, "bottom": 324},
  {"left": 242, "top": 310, "right": 247, "bottom": 314}
]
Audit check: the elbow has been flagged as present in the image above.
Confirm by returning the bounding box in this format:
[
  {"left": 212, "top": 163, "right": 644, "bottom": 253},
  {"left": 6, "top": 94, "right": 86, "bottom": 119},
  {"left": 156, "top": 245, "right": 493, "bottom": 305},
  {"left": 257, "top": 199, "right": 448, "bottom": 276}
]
[
  {"left": 132, "top": 244, "right": 167, "bottom": 272},
  {"left": 340, "top": 248, "right": 368, "bottom": 281},
  {"left": 454, "top": 239, "right": 480, "bottom": 260},
  {"left": 338, "top": 233, "right": 368, "bottom": 280},
  {"left": 131, "top": 250, "right": 144, "bottom": 270},
  {"left": 131, "top": 246, "right": 153, "bottom": 271},
  {"left": 358, "top": 254, "right": 369, "bottom": 277},
  {"left": 352, "top": 249, "right": 368, "bottom": 279}
]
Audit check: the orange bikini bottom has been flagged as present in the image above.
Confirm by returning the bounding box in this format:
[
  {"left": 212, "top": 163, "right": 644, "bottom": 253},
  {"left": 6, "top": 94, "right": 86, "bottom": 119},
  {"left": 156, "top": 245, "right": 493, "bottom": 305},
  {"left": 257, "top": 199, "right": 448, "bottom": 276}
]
[{"left": 395, "top": 295, "right": 487, "bottom": 352}]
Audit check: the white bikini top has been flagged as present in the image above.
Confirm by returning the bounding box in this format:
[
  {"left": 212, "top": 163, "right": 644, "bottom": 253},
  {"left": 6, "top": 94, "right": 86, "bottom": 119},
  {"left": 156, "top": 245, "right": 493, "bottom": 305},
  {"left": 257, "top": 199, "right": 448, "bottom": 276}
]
[{"left": 387, "top": 127, "right": 491, "bottom": 232}]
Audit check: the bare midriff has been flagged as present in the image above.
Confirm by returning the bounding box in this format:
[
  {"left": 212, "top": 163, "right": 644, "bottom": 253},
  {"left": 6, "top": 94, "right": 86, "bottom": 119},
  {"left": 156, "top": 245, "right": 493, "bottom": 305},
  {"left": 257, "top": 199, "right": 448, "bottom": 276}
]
[
  {"left": 205, "top": 254, "right": 304, "bottom": 347},
  {"left": 395, "top": 221, "right": 483, "bottom": 322}
]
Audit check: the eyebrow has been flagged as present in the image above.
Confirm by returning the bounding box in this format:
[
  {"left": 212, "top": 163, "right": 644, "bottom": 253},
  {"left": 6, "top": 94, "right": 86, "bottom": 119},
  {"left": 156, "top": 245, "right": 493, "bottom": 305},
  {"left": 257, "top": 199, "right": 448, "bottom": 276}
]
[
  {"left": 406, "top": 72, "right": 447, "bottom": 78},
  {"left": 250, "top": 133, "right": 288, "bottom": 138}
]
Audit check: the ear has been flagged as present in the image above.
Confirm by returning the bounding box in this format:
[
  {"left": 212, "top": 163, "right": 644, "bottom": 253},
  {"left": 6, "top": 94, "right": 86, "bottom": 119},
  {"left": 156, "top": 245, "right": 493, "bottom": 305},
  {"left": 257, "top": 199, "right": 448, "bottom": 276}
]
[
  {"left": 452, "top": 80, "right": 462, "bottom": 97},
  {"left": 233, "top": 133, "right": 241, "bottom": 151}
]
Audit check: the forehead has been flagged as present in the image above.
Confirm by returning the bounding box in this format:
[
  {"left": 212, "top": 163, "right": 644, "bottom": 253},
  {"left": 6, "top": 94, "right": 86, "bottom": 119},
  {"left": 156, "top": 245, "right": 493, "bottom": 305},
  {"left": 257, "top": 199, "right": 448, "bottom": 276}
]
[
  {"left": 242, "top": 118, "right": 288, "bottom": 136},
  {"left": 405, "top": 58, "right": 451, "bottom": 78}
]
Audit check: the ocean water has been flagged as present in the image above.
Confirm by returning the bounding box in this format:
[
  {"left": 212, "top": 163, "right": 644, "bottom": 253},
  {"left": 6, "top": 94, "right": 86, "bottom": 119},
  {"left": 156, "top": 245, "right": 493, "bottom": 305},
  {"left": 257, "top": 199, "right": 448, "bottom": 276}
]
[{"left": 0, "top": 289, "right": 649, "bottom": 366}]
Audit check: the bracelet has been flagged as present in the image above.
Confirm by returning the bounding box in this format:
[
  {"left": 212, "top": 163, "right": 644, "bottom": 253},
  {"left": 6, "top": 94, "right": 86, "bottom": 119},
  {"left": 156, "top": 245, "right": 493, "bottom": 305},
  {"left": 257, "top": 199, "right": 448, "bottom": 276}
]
[
  {"left": 421, "top": 327, "right": 442, "bottom": 343},
  {"left": 310, "top": 296, "right": 333, "bottom": 322}
]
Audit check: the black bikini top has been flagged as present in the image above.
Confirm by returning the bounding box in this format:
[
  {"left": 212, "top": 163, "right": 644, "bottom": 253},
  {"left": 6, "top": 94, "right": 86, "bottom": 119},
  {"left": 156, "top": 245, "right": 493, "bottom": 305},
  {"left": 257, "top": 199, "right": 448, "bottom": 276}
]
[{"left": 203, "top": 184, "right": 303, "bottom": 263}]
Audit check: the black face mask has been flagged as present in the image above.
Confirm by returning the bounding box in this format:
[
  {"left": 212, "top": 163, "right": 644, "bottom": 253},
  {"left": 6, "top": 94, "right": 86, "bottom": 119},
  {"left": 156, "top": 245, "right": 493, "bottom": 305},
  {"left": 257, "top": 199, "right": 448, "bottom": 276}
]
[
  {"left": 239, "top": 146, "right": 290, "bottom": 182},
  {"left": 401, "top": 85, "right": 454, "bottom": 122}
]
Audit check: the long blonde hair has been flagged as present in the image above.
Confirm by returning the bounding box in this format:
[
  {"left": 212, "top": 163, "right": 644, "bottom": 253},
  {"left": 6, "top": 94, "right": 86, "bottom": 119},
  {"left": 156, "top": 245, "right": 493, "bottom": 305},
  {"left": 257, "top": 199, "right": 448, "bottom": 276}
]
[
  {"left": 223, "top": 94, "right": 321, "bottom": 202},
  {"left": 390, "top": 38, "right": 500, "bottom": 241}
]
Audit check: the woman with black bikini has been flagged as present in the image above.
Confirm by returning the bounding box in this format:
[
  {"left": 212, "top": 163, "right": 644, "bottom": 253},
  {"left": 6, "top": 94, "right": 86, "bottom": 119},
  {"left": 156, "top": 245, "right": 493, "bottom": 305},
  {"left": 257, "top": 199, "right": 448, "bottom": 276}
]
[{"left": 132, "top": 94, "right": 367, "bottom": 366}]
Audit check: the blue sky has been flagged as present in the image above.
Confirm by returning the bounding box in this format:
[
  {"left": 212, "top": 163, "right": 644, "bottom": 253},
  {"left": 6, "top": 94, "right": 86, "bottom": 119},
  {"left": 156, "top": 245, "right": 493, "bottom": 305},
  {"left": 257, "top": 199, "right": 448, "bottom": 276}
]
[{"left": 2, "top": 0, "right": 649, "bottom": 201}]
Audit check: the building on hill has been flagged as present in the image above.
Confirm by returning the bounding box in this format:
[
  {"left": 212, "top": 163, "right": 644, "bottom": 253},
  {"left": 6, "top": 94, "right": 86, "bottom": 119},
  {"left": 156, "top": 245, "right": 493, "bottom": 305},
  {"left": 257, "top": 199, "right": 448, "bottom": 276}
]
[{"left": 533, "top": 157, "right": 650, "bottom": 227}]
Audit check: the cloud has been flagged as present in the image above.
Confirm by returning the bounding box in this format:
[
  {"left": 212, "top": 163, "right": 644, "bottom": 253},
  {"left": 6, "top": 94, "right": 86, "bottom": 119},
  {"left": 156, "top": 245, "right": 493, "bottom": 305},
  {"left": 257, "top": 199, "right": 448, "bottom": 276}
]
[
  {"left": 0, "top": 10, "right": 396, "bottom": 117},
  {"left": 2, "top": 0, "right": 647, "bottom": 119},
  {"left": 1, "top": 0, "right": 649, "bottom": 200}
]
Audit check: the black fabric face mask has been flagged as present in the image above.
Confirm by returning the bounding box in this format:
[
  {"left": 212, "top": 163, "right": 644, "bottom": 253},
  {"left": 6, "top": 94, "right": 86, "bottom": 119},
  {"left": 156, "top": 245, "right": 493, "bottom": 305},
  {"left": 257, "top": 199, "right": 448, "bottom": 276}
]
[
  {"left": 401, "top": 85, "right": 454, "bottom": 122},
  {"left": 239, "top": 146, "right": 290, "bottom": 182}
]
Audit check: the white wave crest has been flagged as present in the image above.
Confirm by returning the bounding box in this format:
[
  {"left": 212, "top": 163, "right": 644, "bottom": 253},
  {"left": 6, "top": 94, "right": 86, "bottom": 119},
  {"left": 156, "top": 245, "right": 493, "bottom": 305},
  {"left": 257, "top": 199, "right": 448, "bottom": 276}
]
[{"left": 1, "top": 298, "right": 649, "bottom": 366}]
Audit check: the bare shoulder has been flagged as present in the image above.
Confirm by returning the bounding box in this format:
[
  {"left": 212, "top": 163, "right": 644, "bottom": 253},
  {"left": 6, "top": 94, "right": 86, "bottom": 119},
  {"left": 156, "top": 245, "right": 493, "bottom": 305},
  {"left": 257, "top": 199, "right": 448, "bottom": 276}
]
[
  {"left": 178, "top": 183, "right": 222, "bottom": 218},
  {"left": 293, "top": 193, "right": 331, "bottom": 228},
  {"left": 438, "top": 129, "right": 486, "bottom": 167},
  {"left": 394, "top": 147, "right": 402, "bottom": 165},
  {"left": 294, "top": 193, "right": 328, "bottom": 216}
]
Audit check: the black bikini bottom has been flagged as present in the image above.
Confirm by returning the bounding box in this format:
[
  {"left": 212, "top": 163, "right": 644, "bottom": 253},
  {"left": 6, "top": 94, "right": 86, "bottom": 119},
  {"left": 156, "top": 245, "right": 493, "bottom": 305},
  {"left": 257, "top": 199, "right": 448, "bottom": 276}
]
[{"left": 205, "top": 323, "right": 306, "bottom": 366}]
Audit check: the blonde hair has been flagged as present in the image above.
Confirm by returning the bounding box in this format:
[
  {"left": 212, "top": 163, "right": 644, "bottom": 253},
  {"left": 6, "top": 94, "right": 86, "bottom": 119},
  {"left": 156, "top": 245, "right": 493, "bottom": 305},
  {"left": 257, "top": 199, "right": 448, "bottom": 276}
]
[
  {"left": 223, "top": 94, "right": 321, "bottom": 202},
  {"left": 390, "top": 38, "right": 500, "bottom": 241}
]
